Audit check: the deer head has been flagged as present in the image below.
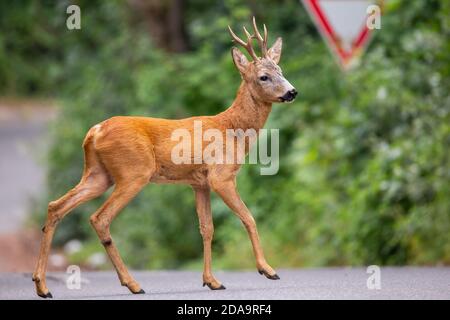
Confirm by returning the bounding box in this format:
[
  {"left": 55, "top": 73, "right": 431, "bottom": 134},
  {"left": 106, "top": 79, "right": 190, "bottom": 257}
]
[{"left": 228, "top": 17, "right": 297, "bottom": 104}]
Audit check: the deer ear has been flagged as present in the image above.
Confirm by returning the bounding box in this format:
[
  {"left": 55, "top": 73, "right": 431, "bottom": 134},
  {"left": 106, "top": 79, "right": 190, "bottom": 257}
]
[
  {"left": 267, "top": 37, "right": 282, "bottom": 64},
  {"left": 231, "top": 47, "right": 249, "bottom": 74}
]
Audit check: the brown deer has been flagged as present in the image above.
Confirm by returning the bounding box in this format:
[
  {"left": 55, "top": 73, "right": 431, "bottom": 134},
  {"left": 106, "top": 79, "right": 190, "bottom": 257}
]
[{"left": 32, "top": 17, "right": 297, "bottom": 298}]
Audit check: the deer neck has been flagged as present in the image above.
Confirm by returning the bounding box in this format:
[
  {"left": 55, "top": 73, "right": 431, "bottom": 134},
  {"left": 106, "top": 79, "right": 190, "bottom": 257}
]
[{"left": 216, "top": 81, "right": 272, "bottom": 131}]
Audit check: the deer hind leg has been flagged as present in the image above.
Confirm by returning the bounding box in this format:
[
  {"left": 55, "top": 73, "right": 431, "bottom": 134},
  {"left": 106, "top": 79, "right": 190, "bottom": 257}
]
[
  {"left": 194, "top": 187, "right": 225, "bottom": 290},
  {"left": 32, "top": 166, "right": 111, "bottom": 298},
  {"left": 89, "top": 175, "right": 149, "bottom": 294},
  {"left": 33, "top": 133, "right": 112, "bottom": 298},
  {"left": 209, "top": 177, "right": 280, "bottom": 280}
]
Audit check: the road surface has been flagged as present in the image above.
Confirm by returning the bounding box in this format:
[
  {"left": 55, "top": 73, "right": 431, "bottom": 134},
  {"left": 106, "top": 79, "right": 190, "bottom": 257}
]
[
  {"left": 0, "top": 268, "right": 449, "bottom": 300},
  {"left": 0, "top": 103, "right": 54, "bottom": 233},
  {"left": 0, "top": 103, "right": 56, "bottom": 272}
]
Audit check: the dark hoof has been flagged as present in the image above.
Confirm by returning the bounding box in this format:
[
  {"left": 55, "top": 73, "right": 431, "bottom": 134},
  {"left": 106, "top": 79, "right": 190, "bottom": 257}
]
[
  {"left": 203, "top": 282, "right": 226, "bottom": 290},
  {"left": 38, "top": 292, "right": 53, "bottom": 299},
  {"left": 258, "top": 270, "right": 280, "bottom": 280},
  {"left": 268, "top": 273, "right": 280, "bottom": 280},
  {"left": 134, "top": 289, "right": 145, "bottom": 294}
]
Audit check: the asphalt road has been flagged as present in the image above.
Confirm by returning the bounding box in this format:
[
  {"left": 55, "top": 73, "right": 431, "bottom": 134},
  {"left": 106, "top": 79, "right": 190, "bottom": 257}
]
[
  {"left": 0, "top": 104, "right": 54, "bottom": 233},
  {"left": 1, "top": 267, "right": 449, "bottom": 300}
]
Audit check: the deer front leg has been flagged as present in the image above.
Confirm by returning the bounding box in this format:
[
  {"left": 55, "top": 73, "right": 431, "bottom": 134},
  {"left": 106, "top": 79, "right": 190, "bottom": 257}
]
[
  {"left": 210, "top": 178, "right": 279, "bottom": 280},
  {"left": 193, "top": 187, "right": 225, "bottom": 290}
]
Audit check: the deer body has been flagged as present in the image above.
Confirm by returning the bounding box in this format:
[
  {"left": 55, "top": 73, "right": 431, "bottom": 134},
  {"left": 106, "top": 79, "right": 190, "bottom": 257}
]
[
  {"left": 33, "top": 18, "right": 297, "bottom": 298},
  {"left": 89, "top": 82, "right": 272, "bottom": 186}
]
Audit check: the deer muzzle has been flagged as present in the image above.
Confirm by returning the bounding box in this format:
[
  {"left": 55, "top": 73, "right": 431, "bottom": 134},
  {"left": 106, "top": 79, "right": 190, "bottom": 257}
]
[{"left": 279, "top": 89, "right": 298, "bottom": 102}]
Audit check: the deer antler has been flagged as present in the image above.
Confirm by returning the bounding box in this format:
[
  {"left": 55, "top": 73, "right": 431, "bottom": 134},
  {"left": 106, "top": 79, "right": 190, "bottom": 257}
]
[
  {"left": 228, "top": 17, "right": 269, "bottom": 60},
  {"left": 252, "top": 16, "right": 268, "bottom": 57},
  {"left": 228, "top": 24, "right": 258, "bottom": 60}
]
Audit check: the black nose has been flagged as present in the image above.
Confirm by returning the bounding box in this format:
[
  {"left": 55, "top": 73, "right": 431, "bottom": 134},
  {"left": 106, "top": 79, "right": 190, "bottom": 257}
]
[{"left": 281, "top": 89, "right": 298, "bottom": 102}]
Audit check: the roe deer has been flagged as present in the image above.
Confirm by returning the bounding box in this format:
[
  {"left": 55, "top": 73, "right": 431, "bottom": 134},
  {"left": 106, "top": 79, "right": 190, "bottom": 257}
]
[{"left": 33, "top": 17, "right": 297, "bottom": 298}]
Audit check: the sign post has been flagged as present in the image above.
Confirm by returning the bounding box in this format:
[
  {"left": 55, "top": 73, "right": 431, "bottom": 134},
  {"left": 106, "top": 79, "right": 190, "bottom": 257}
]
[{"left": 302, "top": 0, "right": 383, "bottom": 70}]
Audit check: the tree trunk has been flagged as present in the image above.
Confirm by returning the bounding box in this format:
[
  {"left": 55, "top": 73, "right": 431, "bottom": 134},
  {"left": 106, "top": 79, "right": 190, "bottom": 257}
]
[{"left": 128, "top": 0, "right": 190, "bottom": 53}]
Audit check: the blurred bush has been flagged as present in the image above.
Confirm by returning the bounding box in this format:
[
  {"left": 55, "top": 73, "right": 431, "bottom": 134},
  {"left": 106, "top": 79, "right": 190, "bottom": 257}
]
[{"left": 1, "top": 0, "right": 449, "bottom": 268}]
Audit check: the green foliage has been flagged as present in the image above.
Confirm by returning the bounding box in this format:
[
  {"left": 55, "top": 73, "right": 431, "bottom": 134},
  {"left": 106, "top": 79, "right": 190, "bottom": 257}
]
[{"left": 3, "top": 0, "right": 449, "bottom": 268}]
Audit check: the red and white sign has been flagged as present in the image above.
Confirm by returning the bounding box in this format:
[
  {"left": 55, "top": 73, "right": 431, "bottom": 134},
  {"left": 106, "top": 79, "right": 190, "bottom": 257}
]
[{"left": 302, "top": 0, "right": 380, "bottom": 69}]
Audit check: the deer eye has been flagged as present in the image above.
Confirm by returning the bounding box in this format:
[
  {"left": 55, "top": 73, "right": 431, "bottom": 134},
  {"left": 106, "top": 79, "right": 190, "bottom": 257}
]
[{"left": 259, "top": 75, "right": 268, "bottom": 81}]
